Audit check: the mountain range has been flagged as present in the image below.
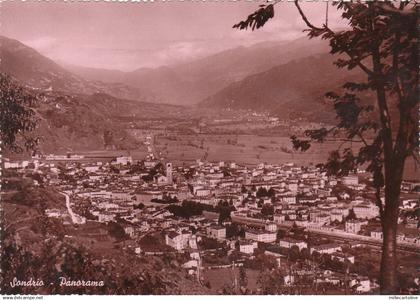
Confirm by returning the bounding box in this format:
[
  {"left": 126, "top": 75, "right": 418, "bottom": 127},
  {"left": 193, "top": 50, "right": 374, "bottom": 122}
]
[
  {"left": 64, "top": 37, "right": 331, "bottom": 105},
  {"left": 1, "top": 35, "right": 366, "bottom": 152}
]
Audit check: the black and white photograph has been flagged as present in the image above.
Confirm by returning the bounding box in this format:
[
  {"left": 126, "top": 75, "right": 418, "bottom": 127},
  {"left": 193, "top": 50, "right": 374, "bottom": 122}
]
[{"left": 0, "top": 0, "right": 418, "bottom": 296}]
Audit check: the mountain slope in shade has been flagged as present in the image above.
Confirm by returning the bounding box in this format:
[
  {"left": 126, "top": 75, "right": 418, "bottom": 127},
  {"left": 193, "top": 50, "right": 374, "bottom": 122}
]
[
  {"left": 200, "top": 53, "right": 365, "bottom": 122},
  {"left": 8, "top": 91, "right": 185, "bottom": 154},
  {"left": 66, "top": 38, "right": 330, "bottom": 105},
  {"left": 0, "top": 36, "right": 146, "bottom": 101}
]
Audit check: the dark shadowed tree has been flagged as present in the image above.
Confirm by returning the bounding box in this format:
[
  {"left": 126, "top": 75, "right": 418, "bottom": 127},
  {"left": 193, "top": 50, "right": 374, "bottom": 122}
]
[
  {"left": 107, "top": 221, "right": 128, "bottom": 241},
  {"left": 234, "top": 0, "right": 418, "bottom": 294},
  {"left": 0, "top": 73, "right": 39, "bottom": 153},
  {"left": 261, "top": 203, "right": 274, "bottom": 216},
  {"left": 256, "top": 187, "right": 268, "bottom": 198},
  {"left": 346, "top": 208, "right": 357, "bottom": 221}
]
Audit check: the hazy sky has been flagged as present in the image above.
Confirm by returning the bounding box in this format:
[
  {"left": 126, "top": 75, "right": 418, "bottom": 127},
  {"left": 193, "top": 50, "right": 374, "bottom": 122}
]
[{"left": 2, "top": 1, "right": 345, "bottom": 71}]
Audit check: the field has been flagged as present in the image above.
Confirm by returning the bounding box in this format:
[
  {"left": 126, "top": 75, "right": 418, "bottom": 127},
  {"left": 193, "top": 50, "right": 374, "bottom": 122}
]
[
  {"left": 155, "top": 133, "right": 418, "bottom": 180},
  {"left": 155, "top": 133, "right": 360, "bottom": 166},
  {"left": 7, "top": 129, "right": 416, "bottom": 180}
]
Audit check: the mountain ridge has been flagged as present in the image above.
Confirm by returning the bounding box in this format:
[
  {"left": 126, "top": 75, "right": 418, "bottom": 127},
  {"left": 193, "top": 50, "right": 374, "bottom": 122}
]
[
  {"left": 200, "top": 52, "right": 365, "bottom": 122},
  {"left": 0, "top": 35, "right": 147, "bottom": 101},
  {"left": 61, "top": 37, "right": 330, "bottom": 105}
]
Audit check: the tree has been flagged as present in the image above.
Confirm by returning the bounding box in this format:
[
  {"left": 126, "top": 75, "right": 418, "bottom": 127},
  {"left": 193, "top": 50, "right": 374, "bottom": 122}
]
[
  {"left": 234, "top": 1, "right": 417, "bottom": 294},
  {"left": 254, "top": 252, "right": 278, "bottom": 271},
  {"left": 276, "top": 229, "right": 286, "bottom": 240},
  {"left": 256, "top": 187, "right": 268, "bottom": 198},
  {"left": 218, "top": 206, "right": 233, "bottom": 225},
  {"left": 199, "top": 237, "right": 221, "bottom": 250},
  {"left": 0, "top": 73, "right": 39, "bottom": 152},
  {"left": 128, "top": 162, "right": 146, "bottom": 174},
  {"left": 257, "top": 269, "right": 285, "bottom": 294},
  {"left": 133, "top": 203, "right": 145, "bottom": 210},
  {"left": 239, "top": 266, "right": 248, "bottom": 287},
  {"left": 2, "top": 229, "right": 170, "bottom": 294},
  {"left": 107, "top": 221, "right": 127, "bottom": 241},
  {"left": 261, "top": 204, "right": 274, "bottom": 216},
  {"left": 241, "top": 185, "right": 248, "bottom": 193},
  {"left": 300, "top": 247, "right": 310, "bottom": 260},
  {"left": 267, "top": 187, "right": 275, "bottom": 198},
  {"left": 289, "top": 245, "right": 300, "bottom": 262},
  {"left": 110, "top": 165, "right": 120, "bottom": 174},
  {"left": 346, "top": 208, "right": 357, "bottom": 221},
  {"left": 226, "top": 223, "right": 242, "bottom": 238}
]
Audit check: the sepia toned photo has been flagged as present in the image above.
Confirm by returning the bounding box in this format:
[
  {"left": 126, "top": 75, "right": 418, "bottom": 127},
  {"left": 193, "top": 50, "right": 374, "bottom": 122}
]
[{"left": 0, "top": 0, "right": 418, "bottom": 296}]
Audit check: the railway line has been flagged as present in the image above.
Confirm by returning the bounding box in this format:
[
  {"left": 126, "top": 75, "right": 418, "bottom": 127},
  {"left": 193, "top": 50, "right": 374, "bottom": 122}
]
[{"left": 231, "top": 213, "right": 420, "bottom": 255}]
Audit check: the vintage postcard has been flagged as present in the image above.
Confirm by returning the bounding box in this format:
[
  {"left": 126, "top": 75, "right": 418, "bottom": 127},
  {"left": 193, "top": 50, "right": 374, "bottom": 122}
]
[{"left": 0, "top": 0, "right": 418, "bottom": 297}]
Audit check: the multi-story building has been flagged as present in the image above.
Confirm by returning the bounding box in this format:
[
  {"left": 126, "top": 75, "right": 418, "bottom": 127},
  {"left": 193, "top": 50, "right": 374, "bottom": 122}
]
[
  {"left": 279, "top": 237, "right": 307, "bottom": 251},
  {"left": 330, "top": 212, "right": 343, "bottom": 222},
  {"left": 165, "top": 231, "right": 191, "bottom": 251},
  {"left": 331, "top": 207, "right": 349, "bottom": 217},
  {"left": 245, "top": 229, "right": 277, "bottom": 243},
  {"left": 309, "top": 210, "right": 323, "bottom": 221},
  {"left": 98, "top": 211, "right": 115, "bottom": 223},
  {"left": 116, "top": 156, "right": 133, "bottom": 166},
  {"left": 207, "top": 224, "right": 226, "bottom": 240},
  {"left": 239, "top": 240, "right": 258, "bottom": 254},
  {"left": 350, "top": 277, "right": 371, "bottom": 293},
  {"left": 370, "top": 228, "right": 383, "bottom": 239},
  {"left": 310, "top": 243, "right": 342, "bottom": 255},
  {"left": 281, "top": 195, "right": 297, "bottom": 204},
  {"left": 195, "top": 189, "right": 211, "bottom": 197},
  {"left": 345, "top": 219, "right": 367, "bottom": 234},
  {"left": 313, "top": 213, "right": 331, "bottom": 225},
  {"left": 265, "top": 222, "right": 277, "bottom": 232},
  {"left": 273, "top": 214, "right": 286, "bottom": 223},
  {"left": 353, "top": 204, "right": 379, "bottom": 219},
  {"left": 342, "top": 175, "right": 359, "bottom": 186}
]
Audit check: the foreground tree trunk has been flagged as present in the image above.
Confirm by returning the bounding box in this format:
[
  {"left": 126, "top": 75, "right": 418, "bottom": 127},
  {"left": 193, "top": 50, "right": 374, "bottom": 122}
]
[
  {"left": 380, "top": 207, "right": 399, "bottom": 294},
  {"left": 380, "top": 159, "right": 404, "bottom": 294},
  {"left": 233, "top": 1, "right": 418, "bottom": 294}
]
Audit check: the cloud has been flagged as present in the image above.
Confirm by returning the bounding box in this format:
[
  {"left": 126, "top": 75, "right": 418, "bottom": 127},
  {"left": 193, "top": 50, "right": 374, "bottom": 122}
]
[
  {"left": 153, "top": 40, "right": 226, "bottom": 66},
  {"left": 7, "top": 1, "right": 348, "bottom": 71},
  {"left": 24, "top": 36, "right": 58, "bottom": 52}
]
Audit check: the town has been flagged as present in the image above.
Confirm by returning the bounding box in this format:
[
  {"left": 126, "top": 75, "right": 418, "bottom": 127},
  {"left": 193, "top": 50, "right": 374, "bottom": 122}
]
[{"left": 3, "top": 147, "right": 420, "bottom": 294}]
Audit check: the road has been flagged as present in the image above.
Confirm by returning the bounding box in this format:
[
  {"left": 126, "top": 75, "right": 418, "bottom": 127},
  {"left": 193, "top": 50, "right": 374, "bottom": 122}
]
[
  {"left": 60, "top": 192, "right": 86, "bottom": 225},
  {"left": 150, "top": 134, "right": 160, "bottom": 160}
]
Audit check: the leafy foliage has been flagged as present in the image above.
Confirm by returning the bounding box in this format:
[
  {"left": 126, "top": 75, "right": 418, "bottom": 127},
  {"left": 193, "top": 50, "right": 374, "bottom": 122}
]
[
  {"left": 106, "top": 221, "right": 128, "bottom": 241},
  {"left": 1, "top": 231, "right": 171, "bottom": 294},
  {"left": 167, "top": 200, "right": 213, "bottom": 219},
  {"left": 233, "top": 4, "right": 274, "bottom": 31}
]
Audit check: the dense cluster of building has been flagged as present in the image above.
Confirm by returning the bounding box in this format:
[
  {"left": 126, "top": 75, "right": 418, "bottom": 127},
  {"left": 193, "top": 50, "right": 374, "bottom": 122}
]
[{"left": 4, "top": 153, "right": 419, "bottom": 293}]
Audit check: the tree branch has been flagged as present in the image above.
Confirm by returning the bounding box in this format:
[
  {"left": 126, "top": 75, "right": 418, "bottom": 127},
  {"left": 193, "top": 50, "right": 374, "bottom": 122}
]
[
  {"left": 366, "top": 3, "right": 393, "bottom": 159},
  {"left": 294, "top": 0, "right": 323, "bottom": 31},
  {"left": 294, "top": 0, "right": 373, "bottom": 76}
]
